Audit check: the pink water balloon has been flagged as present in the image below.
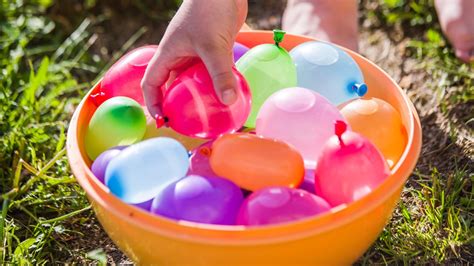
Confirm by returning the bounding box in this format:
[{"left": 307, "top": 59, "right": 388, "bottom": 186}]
[
  {"left": 256, "top": 87, "right": 348, "bottom": 167},
  {"left": 92, "top": 45, "right": 157, "bottom": 106},
  {"left": 188, "top": 141, "right": 221, "bottom": 178},
  {"left": 237, "top": 187, "right": 330, "bottom": 226},
  {"left": 314, "top": 121, "right": 390, "bottom": 206},
  {"left": 161, "top": 61, "right": 252, "bottom": 138}
]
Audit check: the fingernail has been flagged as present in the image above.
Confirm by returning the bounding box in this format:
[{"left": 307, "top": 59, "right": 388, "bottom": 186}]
[{"left": 221, "top": 88, "right": 237, "bottom": 105}]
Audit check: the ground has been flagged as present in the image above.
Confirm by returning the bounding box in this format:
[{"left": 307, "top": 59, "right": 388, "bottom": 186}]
[{"left": 0, "top": 0, "right": 472, "bottom": 264}]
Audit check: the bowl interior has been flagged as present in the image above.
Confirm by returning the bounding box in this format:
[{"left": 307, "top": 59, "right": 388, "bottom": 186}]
[{"left": 67, "top": 31, "right": 420, "bottom": 243}]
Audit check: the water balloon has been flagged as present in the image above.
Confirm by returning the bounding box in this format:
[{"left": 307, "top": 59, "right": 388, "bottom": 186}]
[
  {"left": 236, "top": 187, "right": 330, "bottom": 226},
  {"left": 256, "top": 87, "right": 348, "bottom": 167},
  {"left": 92, "top": 45, "right": 157, "bottom": 106},
  {"left": 314, "top": 121, "right": 390, "bottom": 206},
  {"left": 188, "top": 141, "right": 221, "bottom": 178},
  {"left": 161, "top": 61, "right": 251, "bottom": 138},
  {"left": 290, "top": 41, "right": 366, "bottom": 106},
  {"left": 340, "top": 98, "right": 407, "bottom": 168},
  {"left": 151, "top": 175, "right": 243, "bottom": 225},
  {"left": 298, "top": 168, "right": 316, "bottom": 194},
  {"left": 91, "top": 146, "right": 127, "bottom": 183},
  {"left": 209, "top": 133, "right": 304, "bottom": 191},
  {"left": 236, "top": 30, "right": 297, "bottom": 128},
  {"left": 233, "top": 42, "right": 249, "bottom": 62},
  {"left": 85, "top": 97, "right": 146, "bottom": 160},
  {"left": 143, "top": 107, "right": 206, "bottom": 150},
  {"left": 105, "top": 137, "right": 189, "bottom": 204}
]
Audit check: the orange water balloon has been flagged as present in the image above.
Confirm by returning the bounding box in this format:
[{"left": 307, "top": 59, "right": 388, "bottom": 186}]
[
  {"left": 340, "top": 98, "right": 407, "bottom": 168},
  {"left": 209, "top": 133, "right": 304, "bottom": 191}
]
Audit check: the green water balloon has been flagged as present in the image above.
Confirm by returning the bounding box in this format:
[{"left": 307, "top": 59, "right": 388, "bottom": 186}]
[
  {"left": 236, "top": 30, "right": 297, "bottom": 128},
  {"left": 85, "top": 96, "right": 146, "bottom": 160}
]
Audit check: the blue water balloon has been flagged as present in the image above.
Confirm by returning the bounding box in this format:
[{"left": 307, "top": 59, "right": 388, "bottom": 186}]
[
  {"left": 105, "top": 137, "right": 189, "bottom": 204},
  {"left": 290, "top": 41, "right": 367, "bottom": 106}
]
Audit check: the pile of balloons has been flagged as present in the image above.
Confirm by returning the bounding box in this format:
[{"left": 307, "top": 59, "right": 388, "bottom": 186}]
[{"left": 85, "top": 30, "right": 407, "bottom": 226}]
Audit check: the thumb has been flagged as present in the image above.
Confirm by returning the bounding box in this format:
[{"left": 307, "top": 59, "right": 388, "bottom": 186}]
[{"left": 197, "top": 46, "right": 238, "bottom": 105}]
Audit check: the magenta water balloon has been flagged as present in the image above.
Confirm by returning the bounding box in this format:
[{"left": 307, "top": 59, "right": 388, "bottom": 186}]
[
  {"left": 92, "top": 45, "right": 157, "bottom": 106},
  {"left": 162, "top": 61, "right": 252, "bottom": 138},
  {"left": 237, "top": 187, "right": 330, "bottom": 226},
  {"left": 188, "top": 141, "right": 221, "bottom": 178},
  {"left": 233, "top": 42, "right": 249, "bottom": 62},
  {"left": 314, "top": 121, "right": 390, "bottom": 206},
  {"left": 151, "top": 175, "right": 244, "bottom": 225},
  {"left": 91, "top": 146, "right": 127, "bottom": 183}
]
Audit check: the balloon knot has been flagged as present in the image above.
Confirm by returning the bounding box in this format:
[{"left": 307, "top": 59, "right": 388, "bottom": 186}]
[
  {"left": 353, "top": 83, "right": 368, "bottom": 97},
  {"left": 199, "top": 147, "right": 212, "bottom": 157},
  {"left": 155, "top": 115, "right": 169, "bottom": 128},
  {"left": 335, "top": 120, "right": 347, "bottom": 145},
  {"left": 273, "top": 29, "right": 286, "bottom": 46}
]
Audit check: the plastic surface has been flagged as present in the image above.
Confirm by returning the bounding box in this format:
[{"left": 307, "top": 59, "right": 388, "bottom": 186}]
[
  {"left": 151, "top": 175, "right": 244, "bottom": 225},
  {"left": 105, "top": 138, "right": 189, "bottom": 204},
  {"left": 233, "top": 42, "right": 249, "bottom": 62},
  {"left": 237, "top": 187, "right": 330, "bottom": 226},
  {"left": 162, "top": 62, "right": 252, "bottom": 138},
  {"left": 340, "top": 98, "right": 407, "bottom": 168},
  {"left": 290, "top": 41, "right": 366, "bottom": 106},
  {"left": 314, "top": 122, "right": 390, "bottom": 206},
  {"left": 66, "top": 31, "right": 422, "bottom": 265},
  {"left": 188, "top": 141, "right": 221, "bottom": 178},
  {"left": 93, "top": 45, "right": 157, "bottom": 106},
  {"left": 91, "top": 146, "right": 127, "bottom": 183},
  {"left": 256, "top": 87, "right": 347, "bottom": 167},
  {"left": 84, "top": 97, "right": 146, "bottom": 160},
  {"left": 236, "top": 30, "right": 297, "bottom": 128},
  {"left": 209, "top": 133, "right": 304, "bottom": 191}
]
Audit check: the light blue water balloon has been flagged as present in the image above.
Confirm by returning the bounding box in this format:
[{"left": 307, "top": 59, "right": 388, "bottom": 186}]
[
  {"left": 105, "top": 137, "right": 189, "bottom": 204},
  {"left": 290, "top": 41, "right": 367, "bottom": 106}
]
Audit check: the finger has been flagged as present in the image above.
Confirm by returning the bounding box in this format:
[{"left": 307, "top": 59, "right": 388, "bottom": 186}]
[
  {"left": 197, "top": 46, "right": 237, "bottom": 105},
  {"left": 141, "top": 49, "right": 171, "bottom": 118},
  {"left": 455, "top": 48, "right": 474, "bottom": 63},
  {"left": 236, "top": 0, "right": 248, "bottom": 33}
]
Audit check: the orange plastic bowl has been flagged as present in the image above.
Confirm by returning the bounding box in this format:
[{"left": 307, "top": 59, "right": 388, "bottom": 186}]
[{"left": 67, "top": 31, "right": 421, "bottom": 265}]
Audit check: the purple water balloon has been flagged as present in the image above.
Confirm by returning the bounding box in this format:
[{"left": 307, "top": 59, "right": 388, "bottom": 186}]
[
  {"left": 188, "top": 141, "right": 221, "bottom": 178},
  {"left": 91, "top": 146, "right": 127, "bottom": 183},
  {"left": 233, "top": 42, "right": 250, "bottom": 63},
  {"left": 299, "top": 168, "right": 316, "bottom": 194},
  {"left": 133, "top": 199, "right": 153, "bottom": 211},
  {"left": 151, "top": 175, "right": 244, "bottom": 225}
]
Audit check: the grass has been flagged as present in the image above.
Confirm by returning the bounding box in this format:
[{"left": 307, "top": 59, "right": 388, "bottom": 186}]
[
  {"left": 359, "top": 0, "right": 473, "bottom": 263},
  {"left": 0, "top": 0, "right": 472, "bottom": 264},
  {"left": 0, "top": 0, "right": 100, "bottom": 263}
]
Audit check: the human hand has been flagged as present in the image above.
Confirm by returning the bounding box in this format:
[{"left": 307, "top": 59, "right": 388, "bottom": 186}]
[{"left": 141, "top": 0, "right": 248, "bottom": 118}]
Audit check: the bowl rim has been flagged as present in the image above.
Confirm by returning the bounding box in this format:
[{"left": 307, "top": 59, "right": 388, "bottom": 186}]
[{"left": 66, "top": 30, "right": 422, "bottom": 245}]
